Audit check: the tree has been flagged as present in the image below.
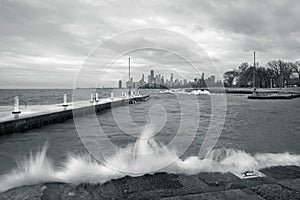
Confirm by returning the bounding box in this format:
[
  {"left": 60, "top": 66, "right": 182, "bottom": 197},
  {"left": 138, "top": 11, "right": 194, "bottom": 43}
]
[
  {"left": 223, "top": 70, "right": 239, "bottom": 87},
  {"left": 282, "top": 62, "right": 294, "bottom": 87},
  {"left": 266, "top": 68, "right": 276, "bottom": 88},
  {"left": 267, "top": 60, "right": 286, "bottom": 88},
  {"left": 237, "top": 62, "right": 251, "bottom": 87},
  {"left": 293, "top": 61, "right": 300, "bottom": 86},
  {"left": 256, "top": 66, "right": 268, "bottom": 88}
]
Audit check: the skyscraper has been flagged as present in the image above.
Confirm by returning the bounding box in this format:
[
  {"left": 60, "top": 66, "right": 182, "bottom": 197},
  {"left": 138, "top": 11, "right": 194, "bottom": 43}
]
[
  {"left": 150, "top": 70, "right": 154, "bottom": 84},
  {"left": 211, "top": 75, "right": 215, "bottom": 86},
  {"left": 118, "top": 80, "right": 122, "bottom": 89},
  {"left": 141, "top": 74, "right": 144, "bottom": 82}
]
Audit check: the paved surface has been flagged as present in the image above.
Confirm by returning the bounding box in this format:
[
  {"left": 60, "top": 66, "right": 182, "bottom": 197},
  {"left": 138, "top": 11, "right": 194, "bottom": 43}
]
[
  {"left": 0, "top": 165, "right": 299, "bottom": 199},
  {"left": 0, "top": 97, "right": 125, "bottom": 123}
]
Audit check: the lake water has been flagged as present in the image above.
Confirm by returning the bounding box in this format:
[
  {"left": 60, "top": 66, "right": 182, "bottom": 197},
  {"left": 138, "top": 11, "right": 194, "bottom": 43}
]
[{"left": 0, "top": 88, "right": 299, "bottom": 191}]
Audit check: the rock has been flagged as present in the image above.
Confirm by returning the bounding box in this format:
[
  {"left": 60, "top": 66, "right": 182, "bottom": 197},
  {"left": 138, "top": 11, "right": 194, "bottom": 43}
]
[
  {"left": 162, "top": 189, "right": 265, "bottom": 200},
  {"left": 247, "top": 183, "right": 300, "bottom": 200},
  {"left": 0, "top": 166, "right": 300, "bottom": 199},
  {"left": 278, "top": 178, "right": 300, "bottom": 193},
  {"left": 259, "top": 165, "right": 300, "bottom": 180}
]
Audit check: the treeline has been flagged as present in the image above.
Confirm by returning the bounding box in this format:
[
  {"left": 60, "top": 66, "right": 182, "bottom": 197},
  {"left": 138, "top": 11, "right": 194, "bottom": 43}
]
[{"left": 223, "top": 60, "right": 300, "bottom": 88}]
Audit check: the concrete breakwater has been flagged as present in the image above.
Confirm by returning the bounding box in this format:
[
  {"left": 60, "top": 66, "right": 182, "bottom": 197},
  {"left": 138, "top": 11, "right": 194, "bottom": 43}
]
[
  {"left": 0, "top": 95, "right": 149, "bottom": 136},
  {"left": 184, "top": 87, "right": 300, "bottom": 95},
  {"left": 0, "top": 165, "right": 299, "bottom": 199},
  {"left": 248, "top": 92, "right": 300, "bottom": 100}
]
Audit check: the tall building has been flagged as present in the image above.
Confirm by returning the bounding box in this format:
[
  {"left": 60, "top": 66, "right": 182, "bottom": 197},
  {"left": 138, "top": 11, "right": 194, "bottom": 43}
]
[
  {"left": 170, "top": 73, "right": 174, "bottom": 87},
  {"left": 211, "top": 75, "right": 215, "bottom": 85},
  {"left": 118, "top": 80, "right": 122, "bottom": 89},
  {"left": 149, "top": 70, "right": 155, "bottom": 84},
  {"left": 184, "top": 79, "right": 188, "bottom": 87},
  {"left": 150, "top": 70, "right": 154, "bottom": 79}
]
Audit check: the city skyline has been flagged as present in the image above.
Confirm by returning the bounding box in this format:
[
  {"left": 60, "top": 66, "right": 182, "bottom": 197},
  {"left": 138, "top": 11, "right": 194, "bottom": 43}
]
[{"left": 118, "top": 69, "right": 221, "bottom": 89}]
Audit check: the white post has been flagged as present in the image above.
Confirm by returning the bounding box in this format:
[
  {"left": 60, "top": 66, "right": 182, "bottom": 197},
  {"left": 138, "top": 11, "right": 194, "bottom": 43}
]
[
  {"left": 63, "top": 94, "right": 68, "bottom": 107},
  {"left": 111, "top": 92, "right": 114, "bottom": 100},
  {"left": 95, "top": 93, "right": 99, "bottom": 102},
  {"left": 12, "top": 96, "right": 21, "bottom": 114},
  {"left": 137, "top": 90, "right": 140, "bottom": 96},
  {"left": 90, "top": 93, "right": 94, "bottom": 103}
]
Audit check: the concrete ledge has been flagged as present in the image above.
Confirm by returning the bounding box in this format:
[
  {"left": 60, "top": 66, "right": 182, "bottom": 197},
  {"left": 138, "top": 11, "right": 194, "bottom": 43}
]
[{"left": 1, "top": 165, "right": 299, "bottom": 199}]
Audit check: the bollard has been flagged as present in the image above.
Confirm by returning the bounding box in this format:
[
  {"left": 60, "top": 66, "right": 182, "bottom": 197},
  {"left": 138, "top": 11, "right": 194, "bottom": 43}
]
[
  {"left": 137, "top": 90, "right": 140, "bottom": 96},
  {"left": 95, "top": 93, "right": 99, "bottom": 102},
  {"left": 63, "top": 94, "right": 68, "bottom": 107},
  {"left": 90, "top": 93, "right": 94, "bottom": 103},
  {"left": 111, "top": 92, "right": 114, "bottom": 100},
  {"left": 12, "top": 96, "right": 21, "bottom": 114}
]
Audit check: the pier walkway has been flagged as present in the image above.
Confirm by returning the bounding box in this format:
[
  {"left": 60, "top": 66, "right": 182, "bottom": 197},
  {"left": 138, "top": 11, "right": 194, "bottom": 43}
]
[{"left": 0, "top": 95, "right": 149, "bottom": 136}]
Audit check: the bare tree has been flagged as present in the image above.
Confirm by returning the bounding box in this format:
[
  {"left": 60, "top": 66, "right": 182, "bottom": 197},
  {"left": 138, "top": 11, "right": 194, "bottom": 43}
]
[
  {"left": 282, "top": 62, "right": 294, "bottom": 87},
  {"left": 294, "top": 61, "right": 300, "bottom": 86},
  {"left": 267, "top": 60, "right": 285, "bottom": 88}
]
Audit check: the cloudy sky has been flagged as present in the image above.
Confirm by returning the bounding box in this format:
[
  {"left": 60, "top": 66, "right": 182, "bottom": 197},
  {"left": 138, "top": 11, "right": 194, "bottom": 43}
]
[{"left": 0, "top": 0, "right": 299, "bottom": 88}]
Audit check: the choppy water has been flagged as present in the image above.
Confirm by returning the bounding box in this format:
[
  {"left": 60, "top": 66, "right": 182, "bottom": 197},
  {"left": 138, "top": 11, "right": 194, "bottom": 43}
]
[{"left": 0, "top": 88, "right": 299, "bottom": 192}]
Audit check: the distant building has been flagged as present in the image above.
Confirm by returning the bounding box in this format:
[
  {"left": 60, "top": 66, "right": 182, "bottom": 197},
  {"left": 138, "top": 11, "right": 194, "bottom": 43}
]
[
  {"left": 211, "top": 75, "right": 215, "bottom": 85},
  {"left": 150, "top": 70, "right": 154, "bottom": 84},
  {"left": 184, "top": 79, "right": 188, "bottom": 87},
  {"left": 141, "top": 74, "right": 144, "bottom": 82},
  {"left": 118, "top": 80, "right": 122, "bottom": 89}
]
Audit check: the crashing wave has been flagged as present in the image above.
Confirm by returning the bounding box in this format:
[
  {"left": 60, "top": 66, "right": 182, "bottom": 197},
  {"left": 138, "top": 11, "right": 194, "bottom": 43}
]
[
  {"left": 0, "top": 128, "right": 299, "bottom": 192},
  {"left": 190, "top": 90, "right": 210, "bottom": 95}
]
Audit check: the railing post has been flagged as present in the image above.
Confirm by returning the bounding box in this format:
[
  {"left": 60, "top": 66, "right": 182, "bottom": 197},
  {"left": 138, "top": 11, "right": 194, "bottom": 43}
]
[
  {"left": 111, "top": 92, "right": 114, "bottom": 100},
  {"left": 95, "top": 93, "right": 99, "bottom": 102},
  {"left": 63, "top": 94, "right": 68, "bottom": 107},
  {"left": 90, "top": 93, "right": 94, "bottom": 103}
]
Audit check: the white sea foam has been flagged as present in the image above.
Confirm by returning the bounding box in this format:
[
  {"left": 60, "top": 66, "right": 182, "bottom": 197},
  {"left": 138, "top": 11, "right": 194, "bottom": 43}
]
[
  {"left": 160, "top": 89, "right": 211, "bottom": 95},
  {"left": 190, "top": 90, "right": 211, "bottom": 95},
  {"left": 0, "top": 128, "right": 299, "bottom": 192}
]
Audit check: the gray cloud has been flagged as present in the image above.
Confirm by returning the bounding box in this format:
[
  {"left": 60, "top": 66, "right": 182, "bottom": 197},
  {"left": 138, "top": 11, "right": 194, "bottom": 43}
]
[{"left": 0, "top": 0, "right": 299, "bottom": 88}]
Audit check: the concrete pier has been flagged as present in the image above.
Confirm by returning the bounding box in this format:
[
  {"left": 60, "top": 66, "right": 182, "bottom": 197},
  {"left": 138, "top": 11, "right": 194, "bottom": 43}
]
[
  {"left": 0, "top": 95, "right": 149, "bottom": 136},
  {"left": 248, "top": 92, "right": 300, "bottom": 100}
]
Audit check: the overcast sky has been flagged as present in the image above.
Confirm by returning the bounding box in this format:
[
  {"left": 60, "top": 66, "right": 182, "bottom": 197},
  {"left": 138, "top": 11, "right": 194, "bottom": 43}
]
[{"left": 0, "top": 0, "right": 299, "bottom": 88}]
